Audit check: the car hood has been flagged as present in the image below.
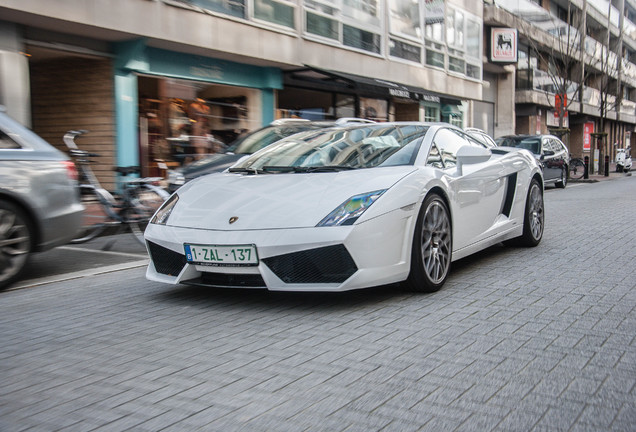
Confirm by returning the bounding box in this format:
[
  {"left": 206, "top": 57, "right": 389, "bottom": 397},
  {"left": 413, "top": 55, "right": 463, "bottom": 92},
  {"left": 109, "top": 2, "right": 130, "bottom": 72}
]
[
  {"left": 168, "top": 166, "right": 416, "bottom": 230},
  {"left": 181, "top": 153, "right": 244, "bottom": 179}
]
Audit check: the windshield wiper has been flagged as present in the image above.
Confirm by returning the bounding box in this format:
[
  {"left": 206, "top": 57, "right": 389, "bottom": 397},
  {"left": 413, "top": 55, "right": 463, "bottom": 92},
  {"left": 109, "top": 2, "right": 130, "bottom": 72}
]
[
  {"left": 290, "top": 166, "right": 356, "bottom": 173},
  {"left": 228, "top": 167, "right": 262, "bottom": 174}
]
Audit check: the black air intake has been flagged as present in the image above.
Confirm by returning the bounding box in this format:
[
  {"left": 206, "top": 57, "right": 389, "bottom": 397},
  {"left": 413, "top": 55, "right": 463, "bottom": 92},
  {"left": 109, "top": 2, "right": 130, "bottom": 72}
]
[
  {"left": 147, "top": 241, "right": 187, "bottom": 276},
  {"left": 263, "top": 244, "right": 357, "bottom": 284}
]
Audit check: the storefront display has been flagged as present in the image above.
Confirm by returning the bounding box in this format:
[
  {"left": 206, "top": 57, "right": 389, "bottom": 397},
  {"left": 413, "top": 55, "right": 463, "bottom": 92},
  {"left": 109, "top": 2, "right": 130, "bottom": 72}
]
[{"left": 138, "top": 76, "right": 255, "bottom": 175}]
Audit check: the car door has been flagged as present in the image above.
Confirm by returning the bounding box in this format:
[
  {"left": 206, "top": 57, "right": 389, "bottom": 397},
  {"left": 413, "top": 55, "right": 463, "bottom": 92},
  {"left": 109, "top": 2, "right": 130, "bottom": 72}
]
[
  {"left": 540, "top": 138, "right": 558, "bottom": 181},
  {"left": 430, "top": 128, "right": 506, "bottom": 252}
]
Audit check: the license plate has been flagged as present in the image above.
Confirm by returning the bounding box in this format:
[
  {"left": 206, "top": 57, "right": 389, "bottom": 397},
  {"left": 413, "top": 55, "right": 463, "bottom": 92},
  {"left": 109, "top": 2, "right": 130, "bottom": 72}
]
[{"left": 184, "top": 244, "right": 258, "bottom": 266}]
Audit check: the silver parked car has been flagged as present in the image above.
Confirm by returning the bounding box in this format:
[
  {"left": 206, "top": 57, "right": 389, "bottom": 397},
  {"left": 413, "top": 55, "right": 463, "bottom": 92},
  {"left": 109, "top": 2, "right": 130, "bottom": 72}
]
[{"left": 0, "top": 108, "right": 84, "bottom": 289}]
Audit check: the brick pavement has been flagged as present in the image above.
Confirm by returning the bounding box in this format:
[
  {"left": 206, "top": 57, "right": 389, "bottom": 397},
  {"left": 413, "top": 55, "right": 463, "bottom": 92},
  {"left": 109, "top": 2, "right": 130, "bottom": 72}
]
[{"left": 0, "top": 176, "right": 635, "bottom": 431}]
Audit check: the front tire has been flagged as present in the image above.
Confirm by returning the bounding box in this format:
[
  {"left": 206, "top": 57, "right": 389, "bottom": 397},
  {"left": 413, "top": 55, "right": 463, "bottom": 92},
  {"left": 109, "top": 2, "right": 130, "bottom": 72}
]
[
  {"left": 404, "top": 194, "right": 452, "bottom": 293},
  {"left": 0, "top": 201, "right": 33, "bottom": 290}
]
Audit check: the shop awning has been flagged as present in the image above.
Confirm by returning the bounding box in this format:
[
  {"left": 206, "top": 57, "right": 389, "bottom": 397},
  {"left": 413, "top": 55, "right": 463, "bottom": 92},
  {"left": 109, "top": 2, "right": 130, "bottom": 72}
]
[{"left": 284, "top": 65, "right": 461, "bottom": 105}]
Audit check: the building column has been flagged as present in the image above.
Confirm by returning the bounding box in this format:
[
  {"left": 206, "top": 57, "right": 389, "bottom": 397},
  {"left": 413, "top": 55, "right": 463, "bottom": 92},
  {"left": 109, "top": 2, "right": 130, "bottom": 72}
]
[
  {"left": 114, "top": 71, "right": 139, "bottom": 169},
  {"left": 495, "top": 66, "right": 516, "bottom": 137},
  {"left": 0, "top": 21, "right": 30, "bottom": 126}
]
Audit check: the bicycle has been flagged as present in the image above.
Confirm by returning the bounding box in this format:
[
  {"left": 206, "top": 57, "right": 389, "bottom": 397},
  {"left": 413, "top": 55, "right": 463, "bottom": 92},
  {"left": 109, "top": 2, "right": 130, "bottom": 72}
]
[
  {"left": 64, "top": 130, "right": 169, "bottom": 246},
  {"left": 568, "top": 157, "right": 586, "bottom": 180}
]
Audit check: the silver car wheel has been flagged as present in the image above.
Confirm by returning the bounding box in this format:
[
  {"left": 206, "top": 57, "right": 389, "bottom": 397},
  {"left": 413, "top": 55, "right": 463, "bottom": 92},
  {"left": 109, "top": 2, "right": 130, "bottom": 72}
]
[
  {"left": 420, "top": 200, "right": 451, "bottom": 284},
  {"left": 528, "top": 183, "right": 544, "bottom": 241},
  {"left": 0, "top": 203, "right": 32, "bottom": 289}
]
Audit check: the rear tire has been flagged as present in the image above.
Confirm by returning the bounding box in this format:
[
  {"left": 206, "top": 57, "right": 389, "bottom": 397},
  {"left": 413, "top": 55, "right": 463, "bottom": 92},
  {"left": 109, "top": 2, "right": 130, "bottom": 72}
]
[
  {"left": 555, "top": 167, "right": 567, "bottom": 188},
  {"left": 404, "top": 194, "right": 452, "bottom": 293},
  {"left": 507, "top": 179, "right": 544, "bottom": 247},
  {"left": 0, "top": 200, "right": 33, "bottom": 290}
]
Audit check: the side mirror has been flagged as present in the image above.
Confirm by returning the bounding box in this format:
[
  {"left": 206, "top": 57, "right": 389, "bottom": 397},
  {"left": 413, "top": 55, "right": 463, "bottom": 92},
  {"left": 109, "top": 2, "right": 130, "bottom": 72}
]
[
  {"left": 543, "top": 150, "right": 555, "bottom": 157},
  {"left": 457, "top": 146, "right": 492, "bottom": 175}
]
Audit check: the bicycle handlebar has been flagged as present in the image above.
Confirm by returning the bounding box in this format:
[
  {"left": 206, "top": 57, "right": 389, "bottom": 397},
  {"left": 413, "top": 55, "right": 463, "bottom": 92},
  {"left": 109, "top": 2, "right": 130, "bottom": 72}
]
[{"left": 63, "top": 129, "right": 89, "bottom": 150}]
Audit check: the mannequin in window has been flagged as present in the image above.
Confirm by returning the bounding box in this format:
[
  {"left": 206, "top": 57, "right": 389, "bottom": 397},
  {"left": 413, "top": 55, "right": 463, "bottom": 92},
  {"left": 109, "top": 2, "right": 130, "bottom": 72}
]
[{"left": 189, "top": 98, "right": 211, "bottom": 158}]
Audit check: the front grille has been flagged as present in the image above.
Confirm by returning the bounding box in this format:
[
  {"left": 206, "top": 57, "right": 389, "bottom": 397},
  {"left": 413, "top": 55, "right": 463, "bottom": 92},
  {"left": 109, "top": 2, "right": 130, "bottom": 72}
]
[
  {"left": 262, "top": 244, "right": 357, "bottom": 284},
  {"left": 147, "top": 241, "right": 187, "bottom": 276},
  {"left": 184, "top": 272, "right": 267, "bottom": 288}
]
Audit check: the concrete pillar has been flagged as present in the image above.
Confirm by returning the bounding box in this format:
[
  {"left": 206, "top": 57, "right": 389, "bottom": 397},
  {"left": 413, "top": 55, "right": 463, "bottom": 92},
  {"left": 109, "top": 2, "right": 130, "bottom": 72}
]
[
  {"left": 0, "top": 21, "right": 30, "bottom": 126},
  {"left": 495, "top": 65, "right": 516, "bottom": 137}
]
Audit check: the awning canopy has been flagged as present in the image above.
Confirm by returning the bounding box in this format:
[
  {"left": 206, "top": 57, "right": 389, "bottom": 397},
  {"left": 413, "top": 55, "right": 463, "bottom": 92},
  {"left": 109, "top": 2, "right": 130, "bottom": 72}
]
[{"left": 283, "top": 65, "right": 461, "bottom": 105}]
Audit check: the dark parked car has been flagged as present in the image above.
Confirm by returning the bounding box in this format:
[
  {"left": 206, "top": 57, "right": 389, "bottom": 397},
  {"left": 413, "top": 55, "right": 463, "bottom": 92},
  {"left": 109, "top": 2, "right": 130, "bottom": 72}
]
[
  {"left": 0, "top": 108, "right": 84, "bottom": 289},
  {"left": 166, "top": 118, "right": 373, "bottom": 192},
  {"left": 496, "top": 134, "right": 570, "bottom": 188}
]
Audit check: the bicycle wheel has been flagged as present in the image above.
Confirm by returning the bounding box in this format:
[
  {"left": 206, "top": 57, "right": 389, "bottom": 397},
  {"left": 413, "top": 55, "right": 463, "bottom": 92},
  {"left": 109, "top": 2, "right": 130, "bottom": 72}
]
[
  {"left": 71, "top": 186, "right": 114, "bottom": 243},
  {"left": 568, "top": 158, "right": 586, "bottom": 180},
  {"left": 127, "top": 184, "right": 168, "bottom": 245}
]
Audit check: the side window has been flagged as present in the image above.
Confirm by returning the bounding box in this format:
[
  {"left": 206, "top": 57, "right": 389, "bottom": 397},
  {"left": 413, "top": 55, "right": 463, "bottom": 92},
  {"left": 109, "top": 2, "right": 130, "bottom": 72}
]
[
  {"left": 426, "top": 143, "right": 443, "bottom": 168},
  {"left": 432, "top": 128, "right": 471, "bottom": 168},
  {"left": 0, "top": 130, "right": 22, "bottom": 149}
]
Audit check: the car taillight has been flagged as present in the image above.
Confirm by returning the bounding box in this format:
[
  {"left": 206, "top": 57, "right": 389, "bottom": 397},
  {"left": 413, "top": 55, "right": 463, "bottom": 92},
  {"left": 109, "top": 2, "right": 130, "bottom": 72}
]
[{"left": 62, "top": 160, "right": 79, "bottom": 181}]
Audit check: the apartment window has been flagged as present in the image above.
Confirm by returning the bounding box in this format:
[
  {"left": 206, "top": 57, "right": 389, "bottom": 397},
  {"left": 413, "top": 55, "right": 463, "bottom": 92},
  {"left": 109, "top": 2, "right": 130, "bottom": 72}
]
[
  {"left": 425, "top": 46, "right": 445, "bottom": 68},
  {"left": 343, "top": 25, "right": 381, "bottom": 53},
  {"left": 389, "top": 38, "right": 421, "bottom": 62},
  {"left": 254, "top": 0, "right": 296, "bottom": 28},
  {"left": 189, "top": 0, "right": 245, "bottom": 18},
  {"left": 306, "top": 11, "right": 339, "bottom": 39},
  {"left": 304, "top": 0, "right": 381, "bottom": 54},
  {"left": 388, "top": 0, "right": 421, "bottom": 39}
]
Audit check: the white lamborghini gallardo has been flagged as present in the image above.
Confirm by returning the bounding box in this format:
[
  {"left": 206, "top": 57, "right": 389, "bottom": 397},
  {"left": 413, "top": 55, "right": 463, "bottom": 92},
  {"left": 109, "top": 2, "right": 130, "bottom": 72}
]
[{"left": 145, "top": 122, "right": 544, "bottom": 292}]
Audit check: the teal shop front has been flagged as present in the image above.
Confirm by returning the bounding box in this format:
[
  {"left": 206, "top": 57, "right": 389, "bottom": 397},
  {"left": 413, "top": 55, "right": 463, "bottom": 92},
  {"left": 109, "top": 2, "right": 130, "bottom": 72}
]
[{"left": 114, "top": 41, "right": 282, "bottom": 175}]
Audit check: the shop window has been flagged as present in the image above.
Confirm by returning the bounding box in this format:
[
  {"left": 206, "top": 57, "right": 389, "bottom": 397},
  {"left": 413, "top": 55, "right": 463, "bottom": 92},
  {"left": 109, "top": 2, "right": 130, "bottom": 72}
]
[
  {"left": 138, "top": 77, "right": 255, "bottom": 174},
  {"left": 389, "top": 39, "right": 421, "bottom": 63},
  {"left": 343, "top": 24, "right": 381, "bottom": 53},
  {"left": 360, "top": 97, "right": 388, "bottom": 121},
  {"left": 423, "top": 106, "right": 439, "bottom": 122},
  {"left": 254, "top": 0, "right": 295, "bottom": 28},
  {"left": 336, "top": 94, "right": 355, "bottom": 118}
]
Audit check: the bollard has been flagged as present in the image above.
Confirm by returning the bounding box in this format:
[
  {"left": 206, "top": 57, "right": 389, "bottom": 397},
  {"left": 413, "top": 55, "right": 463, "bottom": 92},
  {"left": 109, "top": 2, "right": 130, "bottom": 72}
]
[
  {"left": 584, "top": 156, "right": 589, "bottom": 179},
  {"left": 604, "top": 155, "right": 610, "bottom": 176}
]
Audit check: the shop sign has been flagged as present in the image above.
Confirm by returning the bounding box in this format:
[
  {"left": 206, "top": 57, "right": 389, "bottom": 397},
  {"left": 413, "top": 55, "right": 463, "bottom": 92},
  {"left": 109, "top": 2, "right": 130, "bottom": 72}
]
[
  {"left": 583, "top": 122, "right": 594, "bottom": 152},
  {"left": 491, "top": 28, "right": 518, "bottom": 63}
]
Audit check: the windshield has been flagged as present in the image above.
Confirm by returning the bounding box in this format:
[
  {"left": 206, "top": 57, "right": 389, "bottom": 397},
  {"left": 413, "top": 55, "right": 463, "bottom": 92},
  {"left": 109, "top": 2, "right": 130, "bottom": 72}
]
[
  {"left": 226, "top": 124, "right": 324, "bottom": 154},
  {"left": 231, "top": 124, "right": 429, "bottom": 172},
  {"left": 497, "top": 137, "right": 541, "bottom": 154}
]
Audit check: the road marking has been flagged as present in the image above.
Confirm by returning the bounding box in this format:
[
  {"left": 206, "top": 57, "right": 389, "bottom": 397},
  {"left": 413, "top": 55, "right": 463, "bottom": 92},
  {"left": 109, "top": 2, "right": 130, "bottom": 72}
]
[
  {"left": 58, "top": 245, "right": 148, "bottom": 259},
  {"left": 9, "top": 259, "right": 149, "bottom": 291}
]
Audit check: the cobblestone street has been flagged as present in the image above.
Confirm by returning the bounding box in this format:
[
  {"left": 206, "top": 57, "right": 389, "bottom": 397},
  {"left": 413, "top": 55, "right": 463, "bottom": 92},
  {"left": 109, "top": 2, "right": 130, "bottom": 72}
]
[{"left": 1, "top": 177, "right": 635, "bottom": 431}]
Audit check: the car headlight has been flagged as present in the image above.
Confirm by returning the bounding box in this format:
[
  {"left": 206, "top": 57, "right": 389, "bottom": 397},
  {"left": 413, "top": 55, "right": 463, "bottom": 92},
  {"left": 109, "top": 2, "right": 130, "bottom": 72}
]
[
  {"left": 317, "top": 190, "right": 386, "bottom": 227},
  {"left": 150, "top": 193, "right": 179, "bottom": 225}
]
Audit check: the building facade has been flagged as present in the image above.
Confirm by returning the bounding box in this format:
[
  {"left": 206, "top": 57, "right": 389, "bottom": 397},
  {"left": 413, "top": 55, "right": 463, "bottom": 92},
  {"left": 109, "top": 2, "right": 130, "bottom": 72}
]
[
  {"left": 0, "top": 0, "right": 634, "bottom": 186},
  {"left": 484, "top": 0, "right": 636, "bottom": 172}
]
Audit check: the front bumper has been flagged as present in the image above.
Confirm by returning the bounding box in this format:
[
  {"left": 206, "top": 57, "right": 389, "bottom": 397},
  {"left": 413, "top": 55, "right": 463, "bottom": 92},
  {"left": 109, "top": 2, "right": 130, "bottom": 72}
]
[{"left": 144, "top": 208, "right": 415, "bottom": 291}]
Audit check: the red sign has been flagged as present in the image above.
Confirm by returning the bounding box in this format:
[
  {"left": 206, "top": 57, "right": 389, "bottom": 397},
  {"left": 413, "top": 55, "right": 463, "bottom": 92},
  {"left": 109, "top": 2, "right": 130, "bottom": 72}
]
[
  {"left": 554, "top": 94, "right": 568, "bottom": 118},
  {"left": 583, "top": 122, "right": 594, "bottom": 152}
]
